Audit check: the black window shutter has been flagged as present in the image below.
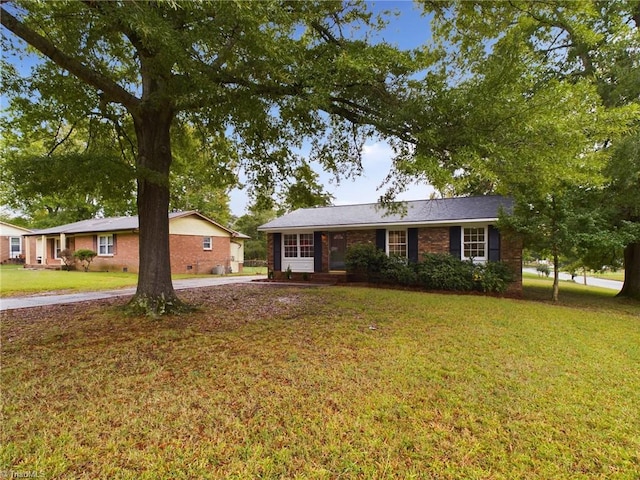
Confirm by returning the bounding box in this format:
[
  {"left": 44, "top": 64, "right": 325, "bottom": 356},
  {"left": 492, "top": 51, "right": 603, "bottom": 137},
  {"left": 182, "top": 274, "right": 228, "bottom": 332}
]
[
  {"left": 273, "top": 233, "right": 282, "bottom": 271},
  {"left": 376, "top": 229, "right": 386, "bottom": 251},
  {"left": 314, "top": 231, "right": 323, "bottom": 272},
  {"left": 112, "top": 234, "right": 117, "bottom": 255},
  {"left": 93, "top": 235, "right": 97, "bottom": 252},
  {"left": 408, "top": 228, "right": 419, "bottom": 263},
  {"left": 449, "top": 226, "right": 461, "bottom": 259},
  {"left": 488, "top": 225, "right": 501, "bottom": 262}
]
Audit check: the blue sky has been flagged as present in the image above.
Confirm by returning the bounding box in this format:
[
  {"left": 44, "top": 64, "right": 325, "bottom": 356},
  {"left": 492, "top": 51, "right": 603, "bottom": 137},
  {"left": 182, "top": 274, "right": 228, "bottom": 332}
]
[{"left": 230, "top": 0, "right": 435, "bottom": 214}]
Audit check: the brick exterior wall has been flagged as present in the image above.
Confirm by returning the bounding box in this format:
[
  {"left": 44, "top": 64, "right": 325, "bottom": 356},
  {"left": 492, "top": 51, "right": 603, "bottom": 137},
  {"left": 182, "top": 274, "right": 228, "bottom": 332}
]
[
  {"left": 500, "top": 232, "right": 523, "bottom": 293},
  {"left": 0, "top": 236, "right": 12, "bottom": 263},
  {"left": 321, "top": 233, "right": 329, "bottom": 272},
  {"left": 417, "top": 227, "right": 449, "bottom": 256},
  {"left": 267, "top": 225, "right": 523, "bottom": 293},
  {"left": 267, "top": 233, "right": 274, "bottom": 272},
  {"left": 26, "top": 232, "right": 236, "bottom": 274},
  {"left": 345, "top": 230, "right": 377, "bottom": 249},
  {"left": 74, "top": 233, "right": 140, "bottom": 272},
  {"left": 169, "top": 234, "right": 231, "bottom": 274}
]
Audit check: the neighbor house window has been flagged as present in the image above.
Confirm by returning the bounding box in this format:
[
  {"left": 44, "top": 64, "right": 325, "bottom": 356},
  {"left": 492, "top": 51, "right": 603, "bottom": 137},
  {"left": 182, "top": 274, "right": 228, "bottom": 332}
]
[
  {"left": 283, "top": 233, "right": 314, "bottom": 258},
  {"left": 9, "top": 237, "right": 21, "bottom": 258},
  {"left": 463, "top": 227, "right": 486, "bottom": 261},
  {"left": 54, "top": 238, "right": 64, "bottom": 259},
  {"left": 98, "top": 234, "right": 114, "bottom": 256},
  {"left": 203, "top": 237, "right": 212, "bottom": 250},
  {"left": 388, "top": 230, "right": 407, "bottom": 257}
]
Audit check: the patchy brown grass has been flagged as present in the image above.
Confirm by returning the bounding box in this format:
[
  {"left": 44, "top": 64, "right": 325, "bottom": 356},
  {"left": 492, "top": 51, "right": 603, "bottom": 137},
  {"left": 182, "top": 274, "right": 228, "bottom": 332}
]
[{"left": 2, "top": 284, "right": 639, "bottom": 479}]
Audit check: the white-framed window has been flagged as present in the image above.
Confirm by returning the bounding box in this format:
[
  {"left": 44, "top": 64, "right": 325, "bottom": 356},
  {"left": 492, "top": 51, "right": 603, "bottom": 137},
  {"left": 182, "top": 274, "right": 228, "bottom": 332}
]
[
  {"left": 54, "top": 238, "right": 64, "bottom": 259},
  {"left": 9, "top": 237, "right": 21, "bottom": 258},
  {"left": 98, "top": 234, "right": 114, "bottom": 256},
  {"left": 203, "top": 236, "right": 212, "bottom": 250},
  {"left": 283, "top": 233, "right": 314, "bottom": 258},
  {"left": 388, "top": 230, "right": 407, "bottom": 257},
  {"left": 462, "top": 226, "right": 487, "bottom": 262}
]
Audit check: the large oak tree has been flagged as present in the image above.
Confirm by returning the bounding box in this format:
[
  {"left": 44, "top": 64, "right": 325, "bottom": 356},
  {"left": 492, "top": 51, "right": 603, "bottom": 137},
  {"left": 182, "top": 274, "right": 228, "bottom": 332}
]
[{"left": 1, "top": 1, "right": 426, "bottom": 313}]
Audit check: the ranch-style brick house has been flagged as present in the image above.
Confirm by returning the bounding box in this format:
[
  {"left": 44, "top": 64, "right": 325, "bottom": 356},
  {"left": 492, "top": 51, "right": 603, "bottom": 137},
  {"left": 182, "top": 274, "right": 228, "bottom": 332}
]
[
  {"left": 23, "top": 211, "right": 248, "bottom": 274},
  {"left": 0, "top": 220, "right": 32, "bottom": 264},
  {"left": 258, "top": 195, "right": 522, "bottom": 292}
]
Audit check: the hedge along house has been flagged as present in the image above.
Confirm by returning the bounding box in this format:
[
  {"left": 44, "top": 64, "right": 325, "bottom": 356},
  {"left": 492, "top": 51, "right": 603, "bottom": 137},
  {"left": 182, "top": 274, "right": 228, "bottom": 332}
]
[
  {"left": 23, "top": 211, "right": 249, "bottom": 274},
  {"left": 258, "top": 195, "right": 522, "bottom": 292}
]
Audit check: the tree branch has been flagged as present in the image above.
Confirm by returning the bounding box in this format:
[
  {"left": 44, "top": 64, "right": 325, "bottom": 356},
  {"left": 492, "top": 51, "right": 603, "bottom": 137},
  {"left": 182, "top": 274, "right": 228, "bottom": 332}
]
[
  {"left": 0, "top": 6, "right": 140, "bottom": 111},
  {"left": 310, "top": 20, "right": 342, "bottom": 45},
  {"left": 47, "top": 119, "right": 77, "bottom": 156}
]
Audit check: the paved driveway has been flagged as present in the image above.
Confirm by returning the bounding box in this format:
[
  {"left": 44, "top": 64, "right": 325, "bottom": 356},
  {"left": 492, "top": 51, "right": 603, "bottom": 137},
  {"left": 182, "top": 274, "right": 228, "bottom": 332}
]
[{"left": 0, "top": 275, "right": 265, "bottom": 311}]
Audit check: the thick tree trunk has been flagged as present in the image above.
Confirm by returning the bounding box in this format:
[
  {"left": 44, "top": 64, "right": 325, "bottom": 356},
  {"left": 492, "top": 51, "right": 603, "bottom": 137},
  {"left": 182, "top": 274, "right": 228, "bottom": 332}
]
[
  {"left": 618, "top": 241, "right": 640, "bottom": 300},
  {"left": 128, "top": 107, "right": 183, "bottom": 314}
]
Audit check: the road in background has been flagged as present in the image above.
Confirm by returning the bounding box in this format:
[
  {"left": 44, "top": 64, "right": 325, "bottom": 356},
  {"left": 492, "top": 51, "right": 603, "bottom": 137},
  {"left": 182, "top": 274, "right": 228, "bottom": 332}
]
[{"left": 523, "top": 268, "right": 622, "bottom": 292}]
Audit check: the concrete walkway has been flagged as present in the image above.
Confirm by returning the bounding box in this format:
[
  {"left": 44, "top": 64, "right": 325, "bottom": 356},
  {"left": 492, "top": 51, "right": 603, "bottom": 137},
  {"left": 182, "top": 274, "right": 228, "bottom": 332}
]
[{"left": 0, "top": 275, "right": 265, "bottom": 312}]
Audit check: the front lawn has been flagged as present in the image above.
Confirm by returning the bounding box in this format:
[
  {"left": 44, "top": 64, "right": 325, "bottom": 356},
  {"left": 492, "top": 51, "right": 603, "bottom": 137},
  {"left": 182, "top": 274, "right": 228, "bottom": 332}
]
[
  {"left": 1, "top": 284, "right": 638, "bottom": 478},
  {"left": 522, "top": 274, "right": 638, "bottom": 315},
  {"left": 0, "top": 265, "right": 252, "bottom": 297},
  {"left": 0, "top": 264, "right": 140, "bottom": 296},
  {"left": 591, "top": 270, "right": 625, "bottom": 282}
]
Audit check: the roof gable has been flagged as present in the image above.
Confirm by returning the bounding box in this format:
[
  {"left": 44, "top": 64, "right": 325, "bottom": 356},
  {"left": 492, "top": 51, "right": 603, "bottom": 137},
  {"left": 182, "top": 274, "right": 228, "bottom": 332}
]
[
  {"left": 0, "top": 220, "right": 33, "bottom": 235},
  {"left": 259, "top": 196, "right": 513, "bottom": 231},
  {"left": 169, "top": 212, "right": 249, "bottom": 238}
]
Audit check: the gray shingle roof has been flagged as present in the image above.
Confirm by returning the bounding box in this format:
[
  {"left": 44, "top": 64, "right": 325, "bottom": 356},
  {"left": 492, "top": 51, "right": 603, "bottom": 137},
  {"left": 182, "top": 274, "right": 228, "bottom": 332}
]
[
  {"left": 31, "top": 215, "right": 140, "bottom": 235},
  {"left": 259, "top": 196, "right": 513, "bottom": 231},
  {"left": 29, "top": 211, "right": 249, "bottom": 238}
]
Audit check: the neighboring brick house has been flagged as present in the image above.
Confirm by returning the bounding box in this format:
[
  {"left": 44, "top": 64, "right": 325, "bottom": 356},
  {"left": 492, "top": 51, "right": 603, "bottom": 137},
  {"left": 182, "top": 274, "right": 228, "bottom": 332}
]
[
  {"left": 23, "top": 211, "right": 248, "bottom": 274},
  {"left": 258, "top": 196, "right": 522, "bottom": 292},
  {"left": 0, "top": 220, "right": 32, "bottom": 264}
]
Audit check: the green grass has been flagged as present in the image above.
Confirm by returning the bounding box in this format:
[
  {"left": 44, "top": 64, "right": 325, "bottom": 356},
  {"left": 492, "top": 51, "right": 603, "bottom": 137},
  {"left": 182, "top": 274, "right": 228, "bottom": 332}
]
[
  {"left": 1, "top": 283, "right": 638, "bottom": 479},
  {"left": 241, "top": 265, "right": 268, "bottom": 275},
  {"left": 0, "top": 264, "right": 139, "bottom": 296},
  {"left": 522, "top": 273, "right": 638, "bottom": 315},
  {"left": 0, "top": 265, "right": 261, "bottom": 297},
  {"left": 590, "top": 270, "right": 625, "bottom": 282}
]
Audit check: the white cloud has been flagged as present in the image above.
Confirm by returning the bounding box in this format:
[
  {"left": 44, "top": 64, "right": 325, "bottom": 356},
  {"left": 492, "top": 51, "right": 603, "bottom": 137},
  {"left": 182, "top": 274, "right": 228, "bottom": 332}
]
[
  {"left": 323, "top": 141, "right": 432, "bottom": 206},
  {"left": 229, "top": 140, "right": 434, "bottom": 215}
]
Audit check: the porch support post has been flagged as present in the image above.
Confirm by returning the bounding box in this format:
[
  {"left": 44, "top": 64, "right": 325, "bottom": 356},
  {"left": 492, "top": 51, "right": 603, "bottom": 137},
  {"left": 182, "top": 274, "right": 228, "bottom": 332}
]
[
  {"left": 59, "top": 233, "right": 66, "bottom": 264},
  {"left": 25, "top": 236, "right": 30, "bottom": 264},
  {"left": 41, "top": 235, "right": 47, "bottom": 264}
]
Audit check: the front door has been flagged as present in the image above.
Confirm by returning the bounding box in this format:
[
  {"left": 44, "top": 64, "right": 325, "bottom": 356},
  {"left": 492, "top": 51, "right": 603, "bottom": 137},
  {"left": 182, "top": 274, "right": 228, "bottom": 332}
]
[{"left": 329, "top": 232, "right": 347, "bottom": 271}]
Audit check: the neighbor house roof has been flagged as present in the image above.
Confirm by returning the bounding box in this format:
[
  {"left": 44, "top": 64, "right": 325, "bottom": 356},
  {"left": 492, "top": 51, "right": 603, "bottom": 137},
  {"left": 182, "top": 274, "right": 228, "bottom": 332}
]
[
  {"left": 28, "top": 211, "right": 249, "bottom": 238},
  {"left": 258, "top": 196, "right": 513, "bottom": 232}
]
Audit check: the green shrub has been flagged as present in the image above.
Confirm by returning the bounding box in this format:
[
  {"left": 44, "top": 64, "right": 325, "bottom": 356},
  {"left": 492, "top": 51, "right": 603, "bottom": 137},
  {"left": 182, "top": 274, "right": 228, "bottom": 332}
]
[
  {"left": 473, "top": 261, "right": 514, "bottom": 293},
  {"left": 346, "top": 247, "right": 514, "bottom": 293},
  {"left": 345, "top": 243, "right": 388, "bottom": 282},
  {"left": 74, "top": 249, "right": 97, "bottom": 272},
  {"left": 59, "top": 249, "right": 76, "bottom": 271},
  {"left": 380, "top": 255, "right": 418, "bottom": 286},
  {"left": 416, "top": 253, "right": 475, "bottom": 291},
  {"left": 536, "top": 264, "right": 551, "bottom": 277}
]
